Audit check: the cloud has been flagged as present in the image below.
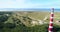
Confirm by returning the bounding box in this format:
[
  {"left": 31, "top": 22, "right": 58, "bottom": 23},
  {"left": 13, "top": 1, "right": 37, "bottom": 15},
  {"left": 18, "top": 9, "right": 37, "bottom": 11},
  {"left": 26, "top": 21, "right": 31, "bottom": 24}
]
[
  {"left": 0, "top": 0, "right": 27, "bottom": 8},
  {"left": 0, "top": 0, "right": 60, "bottom": 8},
  {"left": 27, "top": 0, "right": 60, "bottom": 8}
]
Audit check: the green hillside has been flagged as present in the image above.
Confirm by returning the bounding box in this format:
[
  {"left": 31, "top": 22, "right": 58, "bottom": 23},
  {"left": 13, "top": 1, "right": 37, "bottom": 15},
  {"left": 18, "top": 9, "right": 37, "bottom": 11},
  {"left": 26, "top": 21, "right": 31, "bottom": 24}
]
[{"left": 0, "top": 12, "right": 60, "bottom": 32}]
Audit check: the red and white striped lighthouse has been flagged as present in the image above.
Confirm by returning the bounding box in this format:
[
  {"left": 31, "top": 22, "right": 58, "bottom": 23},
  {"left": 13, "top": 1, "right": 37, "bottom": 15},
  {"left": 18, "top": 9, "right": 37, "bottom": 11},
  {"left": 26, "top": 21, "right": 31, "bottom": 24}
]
[{"left": 48, "top": 8, "right": 54, "bottom": 32}]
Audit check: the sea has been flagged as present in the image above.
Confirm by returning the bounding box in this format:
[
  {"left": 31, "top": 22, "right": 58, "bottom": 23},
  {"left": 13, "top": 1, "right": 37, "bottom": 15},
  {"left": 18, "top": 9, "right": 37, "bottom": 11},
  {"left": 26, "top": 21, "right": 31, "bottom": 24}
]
[{"left": 0, "top": 8, "right": 60, "bottom": 12}]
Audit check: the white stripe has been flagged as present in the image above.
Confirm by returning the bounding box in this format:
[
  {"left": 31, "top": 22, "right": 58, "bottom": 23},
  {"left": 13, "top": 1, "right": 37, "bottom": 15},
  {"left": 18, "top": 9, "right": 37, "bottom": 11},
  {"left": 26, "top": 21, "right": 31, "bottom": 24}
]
[
  {"left": 49, "top": 31, "right": 52, "bottom": 32},
  {"left": 50, "top": 21, "right": 53, "bottom": 23},
  {"left": 49, "top": 26, "right": 53, "bottom": 28},
  {"left": 50, "top": 17, "right": 53, "bottom": 19}
]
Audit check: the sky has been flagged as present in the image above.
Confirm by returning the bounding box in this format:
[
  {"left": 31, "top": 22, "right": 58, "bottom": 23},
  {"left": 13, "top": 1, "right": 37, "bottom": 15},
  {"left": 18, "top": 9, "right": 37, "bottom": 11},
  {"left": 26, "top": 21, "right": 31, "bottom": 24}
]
[{"left": 0, "top": 0, "right": 60, "bottom": 8}]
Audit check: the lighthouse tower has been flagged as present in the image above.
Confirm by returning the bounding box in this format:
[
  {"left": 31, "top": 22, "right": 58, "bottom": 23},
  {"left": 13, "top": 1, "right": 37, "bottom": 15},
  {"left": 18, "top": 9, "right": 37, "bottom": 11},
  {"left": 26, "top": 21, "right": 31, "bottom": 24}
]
[{"left": 48, "top": 8, "right": 54, "bottom": 32}]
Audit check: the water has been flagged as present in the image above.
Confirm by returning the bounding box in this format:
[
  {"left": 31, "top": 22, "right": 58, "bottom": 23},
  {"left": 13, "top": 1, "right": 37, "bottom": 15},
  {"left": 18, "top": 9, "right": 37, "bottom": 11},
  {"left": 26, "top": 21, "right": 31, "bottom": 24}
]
[{"left": 0, "top": 8, "right": 60, "bottom": 12}]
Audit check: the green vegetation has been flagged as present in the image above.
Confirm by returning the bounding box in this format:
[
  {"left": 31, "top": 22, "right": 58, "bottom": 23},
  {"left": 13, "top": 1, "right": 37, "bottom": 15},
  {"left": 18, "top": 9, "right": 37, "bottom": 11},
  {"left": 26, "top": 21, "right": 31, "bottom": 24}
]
[{"left": 0, "top": 12, "right": 60, "bottom": 32}]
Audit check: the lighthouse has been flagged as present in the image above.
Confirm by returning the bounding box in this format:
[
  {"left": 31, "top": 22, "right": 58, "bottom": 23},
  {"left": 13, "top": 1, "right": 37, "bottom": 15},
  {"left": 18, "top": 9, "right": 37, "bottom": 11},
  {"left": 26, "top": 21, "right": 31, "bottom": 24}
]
[{"left": 48, "top": 8, "right": 54, "bottom": 32}]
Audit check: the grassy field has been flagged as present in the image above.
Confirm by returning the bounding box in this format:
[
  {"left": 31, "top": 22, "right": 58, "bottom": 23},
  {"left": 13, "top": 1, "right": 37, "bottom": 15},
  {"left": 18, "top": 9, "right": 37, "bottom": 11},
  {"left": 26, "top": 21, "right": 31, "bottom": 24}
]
[
  {"left": 4, "top": 11, "right": 60, "bottom": 24},
  {"left": 0, "top": 11, "right": 60, "bottom": 32}
]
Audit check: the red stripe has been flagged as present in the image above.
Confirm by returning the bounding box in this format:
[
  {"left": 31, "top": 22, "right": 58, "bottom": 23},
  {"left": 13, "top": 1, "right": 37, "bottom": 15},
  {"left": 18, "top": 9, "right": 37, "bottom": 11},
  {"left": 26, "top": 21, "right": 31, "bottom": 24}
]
[
  {"left": 48, "top": 28, "right": 53, "bottom": 31},
  {"left": 49, "top": 23, "right": 53, "bottom": 26},
  {"left": 51, "top": 14, "right": 54, "bottom": 17},
  {"left": 50, "top": 18, "right": 53, "bottom": 21}
]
